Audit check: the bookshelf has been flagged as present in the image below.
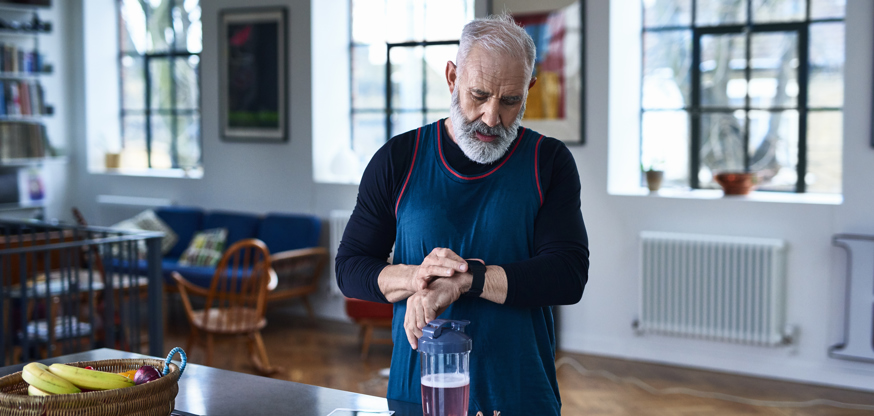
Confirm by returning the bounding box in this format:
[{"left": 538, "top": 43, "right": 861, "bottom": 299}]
[{"left": 0, "top": 2, "right": 52, "bottom": 220}]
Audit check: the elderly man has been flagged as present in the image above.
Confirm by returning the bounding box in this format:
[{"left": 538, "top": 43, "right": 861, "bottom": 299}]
[{"left": 336, "top": 14, "right": 589, "bottom": 416}]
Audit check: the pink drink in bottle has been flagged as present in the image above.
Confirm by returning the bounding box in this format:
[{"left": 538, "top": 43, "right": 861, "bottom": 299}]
[{"left": 419, "top": 320, "right": 472, "bottom": 416}]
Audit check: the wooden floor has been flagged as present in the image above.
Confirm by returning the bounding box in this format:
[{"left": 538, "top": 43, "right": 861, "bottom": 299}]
[{"left": 163, "top": 308, "right": 874, "bottom": 416}]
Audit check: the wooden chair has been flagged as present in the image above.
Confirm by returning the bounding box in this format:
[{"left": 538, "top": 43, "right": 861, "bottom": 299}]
[
  {"left": 171, "top": 239, "right": 278, "bottom": 375},
  {"left": 265, "top": 247, "right": 329, "bottom": 317},
  {"left": 345, "top": 297, "right": 393, "bottom": 359}
]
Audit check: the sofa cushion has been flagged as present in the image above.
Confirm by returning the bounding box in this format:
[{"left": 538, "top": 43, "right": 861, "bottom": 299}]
[
  {"left": 178, "top": 228, "right": 228, "bottom": 267},
  {"left": 257, "top": 213, "right": 321, "bottom": 253},
  {"left": 109, "top": 209, "right": 178, "bottom": 257},
  {"left": 155, "top": 207, "right": 205, "bottom": 259},
  {"left": 203, "top": 211, "right": 260, "bottom": 248}
]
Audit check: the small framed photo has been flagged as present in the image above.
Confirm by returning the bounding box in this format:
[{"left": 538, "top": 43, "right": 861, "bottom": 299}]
[{"left": 219, "top": 8, "right": 287, "bottom": 142}]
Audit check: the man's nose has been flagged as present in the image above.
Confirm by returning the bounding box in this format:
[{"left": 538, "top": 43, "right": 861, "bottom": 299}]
[{"left": 481, "top": 99, "right": 501, "bottom": 128}]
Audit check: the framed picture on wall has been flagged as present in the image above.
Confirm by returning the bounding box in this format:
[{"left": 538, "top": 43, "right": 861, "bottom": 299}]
[
  {"left": 219, "top": 8, "right": 288, "bottom": 142},
  {"left": 513, "top": 0, "right": 586, "bottom": 145}
]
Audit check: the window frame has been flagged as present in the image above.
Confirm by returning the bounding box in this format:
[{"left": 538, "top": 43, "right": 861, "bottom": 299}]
[
  {"left": 641, "top": 0, "right": 845, "bottom": 194},
  {"left": 117, "top": 0, "right": 202, "bottom": 170}
]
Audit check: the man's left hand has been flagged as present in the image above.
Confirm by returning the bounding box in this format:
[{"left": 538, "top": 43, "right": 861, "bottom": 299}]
[{"left": 403, "top": 276, "right": 467, "bottom": 349}]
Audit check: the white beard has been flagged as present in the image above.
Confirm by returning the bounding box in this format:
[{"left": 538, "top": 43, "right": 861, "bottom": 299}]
[{"left": 448, "top": 88, "right": 525, "bottom": 164}]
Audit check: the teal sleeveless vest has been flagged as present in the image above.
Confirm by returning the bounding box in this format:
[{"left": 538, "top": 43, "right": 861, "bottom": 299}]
[{"left": 387, "top": 119, "right": 560, "bottom": 416}]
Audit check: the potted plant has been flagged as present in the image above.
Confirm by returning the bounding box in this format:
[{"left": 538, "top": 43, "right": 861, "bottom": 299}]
[
  {"left": 641, "top": 160, "right": 665, "bottom": 192},
  {"left": 714, "top": 171, "right": 757, "bottom": 195}
]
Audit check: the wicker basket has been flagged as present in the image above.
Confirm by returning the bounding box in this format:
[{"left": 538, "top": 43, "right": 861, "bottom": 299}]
[{"left": 0, "top": 358, "right": 180, "bottom": 416}]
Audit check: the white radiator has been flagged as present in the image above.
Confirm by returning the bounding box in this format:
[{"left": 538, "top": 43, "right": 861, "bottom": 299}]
[
  {"left": 638, "top": 231, "right": 788, "bottom": 346},
  {"left": 329, "top": 210, "right": 354, "bottom": 296}
]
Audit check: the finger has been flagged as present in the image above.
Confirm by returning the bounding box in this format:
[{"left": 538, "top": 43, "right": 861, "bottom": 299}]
[
  {"left": 404, "top": 299, "right": 418, "bottom": 349},
  {"left": 434, "top": 248, "right": 469, "bottom": 272}
]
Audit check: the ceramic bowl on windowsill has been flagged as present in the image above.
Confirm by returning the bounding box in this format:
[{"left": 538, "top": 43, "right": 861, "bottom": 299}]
[{"left": 714, "top": 172, "right": 756, "bottom": 195}]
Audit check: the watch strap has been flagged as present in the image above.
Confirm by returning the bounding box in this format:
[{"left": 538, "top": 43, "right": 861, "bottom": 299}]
[{"left": 464, "top": 260, "right": 486, "bottom": 297}]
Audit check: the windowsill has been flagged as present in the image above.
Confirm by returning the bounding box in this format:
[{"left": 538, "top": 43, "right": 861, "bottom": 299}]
[
  {"left": 612, "top": 187, "right": 843, "bottom": 205},
  {"left": 89, "top": 167, "right": 203, "bottom": 179}
]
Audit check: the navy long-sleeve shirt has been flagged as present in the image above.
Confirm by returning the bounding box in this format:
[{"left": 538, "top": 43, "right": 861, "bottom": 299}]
[{"left": 335, "top": 120, "right": 589, "bottom": 307}]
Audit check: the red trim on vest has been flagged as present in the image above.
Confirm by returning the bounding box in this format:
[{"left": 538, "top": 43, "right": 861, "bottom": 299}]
[
  {"left": 395, "top": 128, "right": 422, "bottom": 217},
  {"left": 534, "top": 135, "right": 545, "bottom": 206},
  {"left": 438, "top": 123, "right": 526, "bottom": 181}
]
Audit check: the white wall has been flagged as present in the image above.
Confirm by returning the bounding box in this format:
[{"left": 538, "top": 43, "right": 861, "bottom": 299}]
[
  {"left": 65, "top": 0, "right": 874, "bottom": 391},
  {"left": 559, "top": 0, "right": 874, "bottom": 391}
]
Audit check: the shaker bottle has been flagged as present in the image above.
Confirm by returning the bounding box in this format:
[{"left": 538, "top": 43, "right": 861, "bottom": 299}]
[{"left": 419, "top": 319, "right": 472, "bottom": 416}]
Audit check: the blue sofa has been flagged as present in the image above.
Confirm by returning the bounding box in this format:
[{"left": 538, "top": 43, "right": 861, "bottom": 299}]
[{"left": 151, "top": 207, "right": 322, "bottom": 289}]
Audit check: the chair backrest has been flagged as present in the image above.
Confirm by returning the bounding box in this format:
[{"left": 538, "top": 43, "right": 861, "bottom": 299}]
[{"left": 202, "top": 239, "right": 272, "bottom": 331}]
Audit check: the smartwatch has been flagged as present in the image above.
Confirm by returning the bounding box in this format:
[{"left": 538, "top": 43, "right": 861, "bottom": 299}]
[{"left": 464, "top": 260, "right": 486, "bottom": 298}]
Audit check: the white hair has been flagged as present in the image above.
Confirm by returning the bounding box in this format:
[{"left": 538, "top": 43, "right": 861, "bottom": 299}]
[{"left": 456, "top": 13, "right": 536, "bottom": 80}]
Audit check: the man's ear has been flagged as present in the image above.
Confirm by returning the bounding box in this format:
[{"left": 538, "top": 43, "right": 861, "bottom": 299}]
[
  {"left": 446, "top": 61, "right": 458, "bottom": 94},
  {"left": 528, "top": 76, "right": 537, "bottom": 91}
]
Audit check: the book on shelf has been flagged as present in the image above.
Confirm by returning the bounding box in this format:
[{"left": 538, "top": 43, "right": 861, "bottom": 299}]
[{"left": 0, "top": 120, "right": 47, "bottom": 161}]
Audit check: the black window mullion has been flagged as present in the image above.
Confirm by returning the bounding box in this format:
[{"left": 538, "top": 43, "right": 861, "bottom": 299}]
[
  {"left": 145, "top": 54, "right": 152, "bottom": 169},
  {"left": 169, "top": 1, "right": 178, "bottom": 169},
  {"left": 385, "top": 43, "right": 392, "bottom": 143},
  {"left": 691, "top": 28, "right": 702, "bottom": 189},
  {"left": 743, "top": 15, "right": 751, "bottom": 173},
  {"left": 796, "top": 25, "right": 809, "bottom": 193}
]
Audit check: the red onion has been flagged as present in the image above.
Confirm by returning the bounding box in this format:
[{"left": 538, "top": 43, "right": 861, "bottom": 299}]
[{"left": 133, "top": 365, "right": 161, "bottom": 385}]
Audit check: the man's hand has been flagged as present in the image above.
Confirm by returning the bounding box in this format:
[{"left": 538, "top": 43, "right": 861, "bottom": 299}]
[
  {"left": 409, "top": 248, "right": 468, "bottom": 292},
  {"left": 404, "top": 277, "right": 468, "bottom": 349}
]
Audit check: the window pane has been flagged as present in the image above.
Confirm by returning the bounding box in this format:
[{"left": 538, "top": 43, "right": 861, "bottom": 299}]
[
  {"left": 642, "top": 30, "right": 691, "bottom": 110},
  {"left": 146, "top": 0, "right": 174, "bottom": 52},
  {"left": 386, "top": 0, "right": 424, "bottom": 42},
  {"left": 643, "top": 0, "right": 692, "bottom": 27},
  {"left": 176, "top": 114, "right": 201, "bottom": 169},
  {"left": 149, "top": 58, "right": 173, "bottom": 110},
  {"left": 809, "top": 23, "right": 844, "bottom": 108},
  {"left": 810, "top": 0, "right": 845, "bottom": 19},
  {"left": 642, "top": 110, "right": 689, "bottom": 187},
  {"left": 391, "top": 111, "right": 423, "bottom": 137},
  {"left": 121, "top": 56, "right": 145, "bottom": 111},
  {"left": 752, "top": 0, "right": 805, "bottom": 23},
  {"left": 426, "top": 111, "right": 449, "bottom": 125},
  {"left": 174, "top": 0, "right": 202, "bottom": 53},
  {"left": 176, "top": 56, "right": 199, "bottom": 110},
  {"left": 352, "top": 112, "right": 386, "bottom": 161},
  {"left": 150, "top": 114, "right": 173, "bottom": 169},
  {"left": 121, "top": 115, "right": 147, "bottom": 168},
  {"left": 748, "top": 110, "right": 798, "bottom": 191},
  {"left": 699, "top": 111, "right": 746, "bottom": 188},
  {"left": 352, "top": 44, "right": 387, "bottom": 110},
  {"left": 120, "top": 0, "right": 147, "bottom": 54},
  {"left": 425, "top": 45, "right": 457, "bottom": 110},
  {"left": 806, "top": 110, "right": 842, "bottom": 193},
  {"left": 352, "top": 0, "right": 387, "bottom": 44},
  {"left": 424, "top": 0, "right": 473, "bottom": 41},
  {"left": 696, "top": 0, "right": 747, "bottom": 26},
  {"left": 700, "top": 33, "right": 745, "bottom": 108},
  {"left": 390, "top": 46, "right": 423, "bottom": 110},
  {"left": 750, "top": 31, "right": 798, "bottom": 109}
]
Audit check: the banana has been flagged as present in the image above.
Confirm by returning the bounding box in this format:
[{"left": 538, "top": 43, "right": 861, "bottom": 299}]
[
  {"left": 27, "top": 385, "right": 52, "bottom": 396},
  {"left": 21, "top": 363, "right": 81, "bottom": 395},
  {"left": 47, "top": 363, "right": 134, "bottom": 390}
]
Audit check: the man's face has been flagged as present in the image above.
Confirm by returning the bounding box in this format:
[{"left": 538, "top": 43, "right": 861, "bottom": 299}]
[{"left": 447, "top": 47, "right": 534, "bottom": 164}]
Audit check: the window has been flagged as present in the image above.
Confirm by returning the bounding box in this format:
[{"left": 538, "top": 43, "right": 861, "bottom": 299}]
[
  {"left": 118, "top": 0, "right": 202, "bottom": 171},
  {"left": 350, "top": 0, "right": 475, "bottom": 162},
  {"left": 641, "top": 0, "right": 844, "bottom": 193}
]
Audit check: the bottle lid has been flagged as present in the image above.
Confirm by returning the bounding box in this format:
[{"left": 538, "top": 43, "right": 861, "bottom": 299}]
[{"left": 418, "top": 319, "right": 472, "bottom": 354}]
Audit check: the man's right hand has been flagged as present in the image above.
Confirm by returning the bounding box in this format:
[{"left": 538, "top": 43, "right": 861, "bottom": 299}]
[{"left": 408, "top": 247, "right": 469, "bottom": 292}]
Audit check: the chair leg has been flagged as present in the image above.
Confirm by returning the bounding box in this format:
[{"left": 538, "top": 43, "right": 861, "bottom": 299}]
[
  {"left": 186, "top": 327, "right": 199, "bottom": 355},
  {"left": 248, "top": 331, "right": 279, "bottom": 376},
  {"left": 206, "top": 333, "right": 214, "bottom": 366},
  {"left": 302, "top": 296, "right": 315, "bottom": 319},
  {"left": 361, "top": 324, "right": 373, "bottom": 360}
]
